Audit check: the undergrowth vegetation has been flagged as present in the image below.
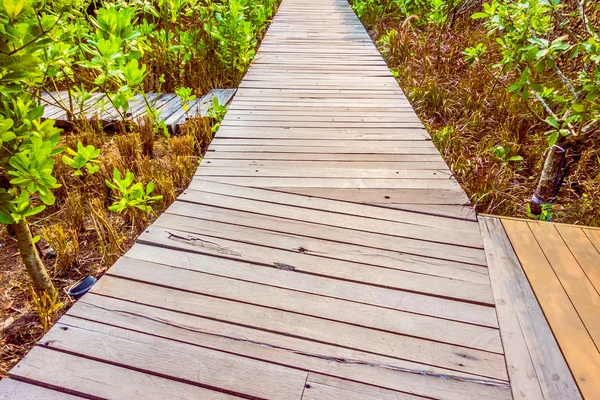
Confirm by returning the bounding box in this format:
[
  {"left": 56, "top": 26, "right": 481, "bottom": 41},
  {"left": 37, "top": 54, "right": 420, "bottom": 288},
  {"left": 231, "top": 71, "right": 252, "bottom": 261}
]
[
  {"left": 0, "top": 0, "right": 279, "bottom": 375},
  {"left": 350, "top": 0, "right": 599, "bottom": 225}
]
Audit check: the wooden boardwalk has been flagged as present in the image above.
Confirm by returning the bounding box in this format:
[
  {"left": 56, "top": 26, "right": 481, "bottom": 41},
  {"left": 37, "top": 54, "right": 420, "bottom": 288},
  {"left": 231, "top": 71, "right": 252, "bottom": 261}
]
[
  {"left": 2, "top": 0, "right": 586, "bottom": 398},
  {"left": 41, "top": 89, "right": 237, "bottom": 132}
]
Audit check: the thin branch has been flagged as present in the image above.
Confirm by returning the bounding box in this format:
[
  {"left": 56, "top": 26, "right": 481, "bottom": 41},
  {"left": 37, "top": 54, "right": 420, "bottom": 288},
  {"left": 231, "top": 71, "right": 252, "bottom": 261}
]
[
  {"left": 582, "top": 118, "right": 599, "bottom": 135},
  {"left": 523, "top": 94, "right": 548, "bottom": 124},
  {"left": 534, "top": 91, "right": 558, "bottom": 119},
  {"left": 552, "top": 9, "right": 580, "bottom": 42},
  {"left": 2, "top": 13, "right": 63, "bottom": 56},
  {"left": 578, "top": 0, "right": 595, "bottom": 37},
  {"left": 552, "top": 63, "right": 577, "bottom": 96}
]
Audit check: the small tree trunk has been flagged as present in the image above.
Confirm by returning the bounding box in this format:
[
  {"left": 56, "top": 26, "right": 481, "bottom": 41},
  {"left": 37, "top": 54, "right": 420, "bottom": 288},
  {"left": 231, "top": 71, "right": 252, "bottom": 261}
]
[
  {"left": 532, "top": 145, "right": 566, "bottom": 205},
  {"left": 12, "top": 218, "right": 57, "bottom": 297}
]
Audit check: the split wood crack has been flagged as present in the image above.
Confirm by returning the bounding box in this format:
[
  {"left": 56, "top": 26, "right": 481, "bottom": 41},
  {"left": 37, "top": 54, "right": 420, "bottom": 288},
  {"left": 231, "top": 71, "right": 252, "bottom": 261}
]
[{"left": 167, "top": 231, "right": 242, "bottom": 257}]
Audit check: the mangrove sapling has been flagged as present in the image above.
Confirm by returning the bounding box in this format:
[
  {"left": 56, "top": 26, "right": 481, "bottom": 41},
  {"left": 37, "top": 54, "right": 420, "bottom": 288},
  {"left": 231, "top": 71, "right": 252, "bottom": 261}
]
[
  {"left": 207, "top": 96, "right": 228, "bottom": 133},
  {"left": 62, "top": 142, "right": 101, "bottom": 176},
  {"left": 467, "top": 0, "right": 600, "bottom": 206},
  {"left": 105, "top": 168, "right": 163, "bottom": 228}
]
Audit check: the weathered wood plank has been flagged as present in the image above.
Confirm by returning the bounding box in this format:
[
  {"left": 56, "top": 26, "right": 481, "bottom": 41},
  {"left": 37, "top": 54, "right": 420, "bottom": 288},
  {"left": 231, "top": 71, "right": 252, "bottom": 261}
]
[
  {"left": 87, "top": 276, "right": 508, "bottom": 381},
  {"left": 68, "top": 295, "right": 510, "bottom": 400},
  {"left": 107, "top": 256, "right": 501, "bottom": 351},
  {"left": 124, "top": 243, "right": 498, "bottom": 327},
  {"left": 35, "top": 320, "right": 308, "bottom": 400},
  {"left": 140, "top": 224, "right": 493, "bottom": 304},
  {"left": 10, "top": 347, "right": 243, "bottom": 400},
  {"left": 40, "top": 89, "right": 236, "bottom": 130},
  {"left": 0, "top": 380, "right": 81, "bottom": 400},
  {"left": 302, "top": 374, "right": 424, "bottom": 400}
]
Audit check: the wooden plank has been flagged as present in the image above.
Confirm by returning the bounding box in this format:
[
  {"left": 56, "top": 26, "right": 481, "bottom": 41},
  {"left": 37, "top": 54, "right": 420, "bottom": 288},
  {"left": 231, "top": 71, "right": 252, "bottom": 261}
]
[
  {"left": 106, "top": 256, "right": 501, "bottom": 352},
  {"left": 208, "top": 145, "right": 436, "bottom": 153},
  {"left": 556, "top": 225, "right": 600, "bottom": 293},
  {"left": 87, "top": 276, "right": 509, "bottom": 381},
  {"left": 163, "top": 200, "right": 488, "bottom": 280},
  {"left": 265, "top": 187, "right": 470, "bottom": 205},
  {"left": 196, "top": 177, "right": 462, "bottom": 189},
  {"left": 584, "top": 227, "right": 600, "bottom": 251},
  {"left": 185, "top": 180, "right": 478, "bottom": 238},
  {"left": 35, "top": 320, "right": 308, "bottom": 400},
  {"left": 196, "top": 167, "right": 452, "bottom": 179},
  {"left": 302, "top": 373, "right": 424, "bottom": 400},
  {"left": 67, "top": 295, "right": 510, "bottom": 400},
  {"left": 0, "top": 380, "right": 81, "bottom": 400},
  {"left": 202, "top": 159, "right": 449, "bottom": 170},
  {"left": 10, "top": 347, "right": 242, "bottom": 399},
  {"left": 140, "top": 225, "right": 493, "bottom": 305},
  {"left": 204, "top": 152, "right": 445, "bottom": 162},
  {"left": 528, "top": 222, "right": 600, "bottom": 348},
  {"left": 502, "top": 219, "right": 600, "bottom": 399},
  {"left": 480, "top": 217, "right": 581, "bottom": 400},
  {"left": 210, "top": 139, "right": 434, "bottom": 148},
  {"left": 125, "top": 243, "right": 498, "bottom": 327}
]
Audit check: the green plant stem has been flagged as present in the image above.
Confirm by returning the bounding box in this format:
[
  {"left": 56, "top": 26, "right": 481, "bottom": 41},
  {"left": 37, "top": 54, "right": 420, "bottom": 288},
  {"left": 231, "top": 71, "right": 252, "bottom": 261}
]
[{"left": 13, "top": 218, "right": 57, "bottom": 297}]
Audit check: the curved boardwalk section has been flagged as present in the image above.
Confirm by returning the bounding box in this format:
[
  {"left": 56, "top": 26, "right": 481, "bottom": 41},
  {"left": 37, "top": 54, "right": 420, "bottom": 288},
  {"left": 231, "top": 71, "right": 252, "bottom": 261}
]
[{"left": 1, "top": 0, "right": 513, "bottom": 398}]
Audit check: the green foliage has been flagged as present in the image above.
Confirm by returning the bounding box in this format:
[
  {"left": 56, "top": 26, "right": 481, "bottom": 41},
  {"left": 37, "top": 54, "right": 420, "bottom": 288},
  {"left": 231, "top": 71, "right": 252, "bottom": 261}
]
[
  {"left": 207, "top": 96, "right": 228, "bottom": 132},
  {"left": 0, "top": 0, "right": 65, "bottom": 224},
  {"left": 105, "top": 169, "right": 162, "bottom": 213},
  {"left": 470, "top": 0, "right": 600, "bottom": 146},
  {"left": 463, "top": 43, "right": 487, "bottom": 65},
  {"left": 526, "top": 202, "right": 553, "bottom": 221},
  {"left": 62, "top": 141, "right": 101, "bottom": 176},
  {"left": 206, "top": 0, "right": 256, "bottom": 75},
  {"left": 350, "top": 0, "right": 458, "bottom": 25},
  {"left": 492, "top": 145, "right": 523, "bottom": 162},
  {"left": 175, "top": 87, "right": 196, "bottom": 113}
]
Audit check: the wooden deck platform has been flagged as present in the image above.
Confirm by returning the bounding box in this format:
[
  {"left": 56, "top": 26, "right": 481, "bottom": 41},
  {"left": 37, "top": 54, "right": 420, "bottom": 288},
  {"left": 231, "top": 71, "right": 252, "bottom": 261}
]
[
  {"left": 0, "top": 0, "right": 594, "bottom": 398},
  {"left": 41, "top": 89, "right": 236, "bottom": 132},
  {"left": 481, "top": 216, "right": 599, "bottom": 400}
]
